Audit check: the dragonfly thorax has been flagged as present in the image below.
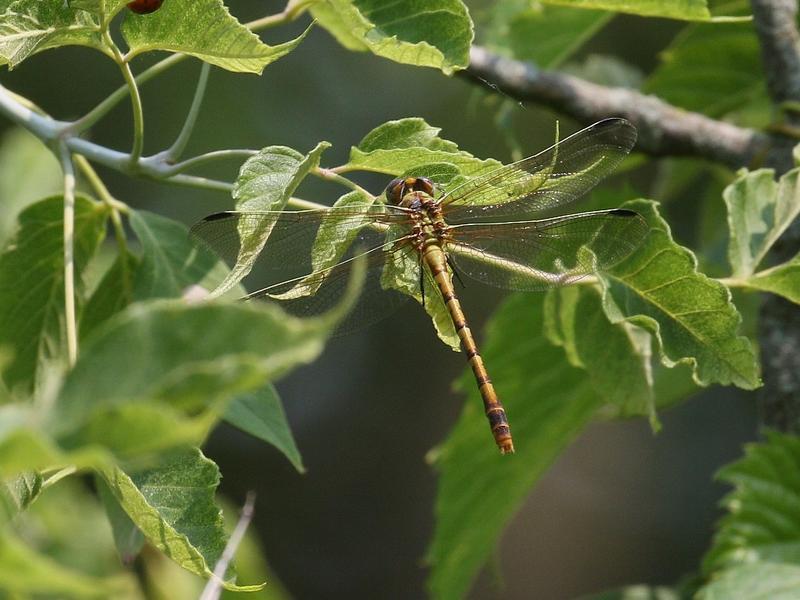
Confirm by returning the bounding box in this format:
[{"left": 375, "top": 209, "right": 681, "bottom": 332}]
[{"left": 385, "top": 176, "right": 435, "bottom": 206}]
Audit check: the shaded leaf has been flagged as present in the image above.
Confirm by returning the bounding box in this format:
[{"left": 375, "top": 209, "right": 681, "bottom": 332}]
[
  {"left": 0, "top": 195, "right": 107, "bottom": 392},
  {"left": 644, "top": 17, "right": 763, "bottom": 120},
  {"left": 428, "top": 293, "right": 603, "bottom": 600},
  {"left": 0, "top": 128, "right": 62, "bottom": 247},
  {"left": 0, "top": 471, "right": 41, "bottom": 527},
  {"left": 703, "top": 431, "right": 800, "bottom": 574},
  {"left": 310, "top": 0, "right": 473, "bottom": 74},
  {"left": 545, "top": 285, "right": 656, "bottom": 426},
  {"left": 599, "top": 199, "right": 760, "bottom": 389},
  {"left": 224, "top": 384, "right": 304, "bottom": 473},
  {"left": 80, "top": 250, "right": 139, "bottom": 339},
  {"left": 99, "top": 448, "right": 261, "bottom": 591},
  {"left": 129, "top": 210, "right": 218, "bottom": 300},
  {"left": 540, "top": 0, "right": 711, "bottom": 20},
  {"left": 0, "top": 533, "right": 134, "bottom": 598},
  {"left": 97, "top": 476, "right": 145, "bottom": 565},
  {"left": 724, "top": 168, "right": 800, "bottom": 279},
  {"left": 121, "top": 0, "right": 309, "bottom": 73}
]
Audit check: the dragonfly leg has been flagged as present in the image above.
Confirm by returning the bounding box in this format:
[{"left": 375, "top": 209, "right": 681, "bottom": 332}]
[
  {"left": 419, "top": 253, "right": 426, "bottom": 309},
  {"left": 447, "top": 254, "right": 466, "bottom": 289}
]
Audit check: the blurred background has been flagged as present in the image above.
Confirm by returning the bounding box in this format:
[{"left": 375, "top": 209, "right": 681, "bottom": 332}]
[{"left": 0, "top": 1, "right": 759, "bottom": 598}]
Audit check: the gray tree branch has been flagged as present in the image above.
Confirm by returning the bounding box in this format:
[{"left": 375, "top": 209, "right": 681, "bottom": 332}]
[
  {"left": 751, "top": 0, "right": 800, "bottom": 434},
  {"left": 466, "top": 45, "right": 791, "bottom": 172}
]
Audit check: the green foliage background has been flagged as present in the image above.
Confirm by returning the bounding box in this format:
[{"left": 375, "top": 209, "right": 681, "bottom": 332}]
[{"left": 0, "top": 0, "right": 797, "bottom": 598}]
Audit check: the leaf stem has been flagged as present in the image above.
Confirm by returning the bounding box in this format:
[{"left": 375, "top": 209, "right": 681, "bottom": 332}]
[
  {"left": 315, "top": 167, "right": 375, "bottom": 198},
  {"left": 164, "top": 63, "right": 211, "bottom": 161},
  {"left": 160, "top": 149, "right": 259, "bottom": 176},
  {"left": 58, "top": 143, "right": 78, "bottom": 368},
  {"left": 74, "top": 155, "right": 130, "bottom": 259}
]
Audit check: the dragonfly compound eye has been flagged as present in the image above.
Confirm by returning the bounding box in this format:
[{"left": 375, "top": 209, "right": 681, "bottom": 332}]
[
  {"left": 385, "top": 178, "right": 406, "bottom": 204},
  {"left": 412, "top": 177, "right": 435, "bottom": 196},
  {"left": 127, "top": 0, "right": 164, "bottom": 14}
]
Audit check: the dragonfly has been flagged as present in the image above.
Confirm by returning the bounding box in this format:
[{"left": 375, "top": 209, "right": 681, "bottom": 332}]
[{"left": 190, "top": 118, "right": 649, "bottom": 455}]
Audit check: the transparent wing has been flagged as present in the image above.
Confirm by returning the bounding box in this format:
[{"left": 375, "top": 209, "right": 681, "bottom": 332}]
[
  {"left": 447, "top": 209, "right": 648, "bottom": 291},
  {"left": 440, "top": 119, "right": 637, "bottom": 222},
  {"left": 191, "top": 207, "right": 421, "bottom": 335},
  {"left": 189, "top": 204, "right": 411, "bottom": 269}
]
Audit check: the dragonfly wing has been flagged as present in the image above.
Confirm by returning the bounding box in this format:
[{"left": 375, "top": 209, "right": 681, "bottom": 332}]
[
  {"left": 248, "top": 234, "right": 419, "bottom": 335},
  {"left": 447, "top": 209, "right": 648, "bottom": 291},
  {"left": 440, "top": 119, "right": 637, "bottom": 222}
]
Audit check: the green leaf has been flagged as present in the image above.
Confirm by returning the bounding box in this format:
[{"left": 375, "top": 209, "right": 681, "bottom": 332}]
[
  {"left": 129, "top": 210, "right": 218, "bottom": 300},
  {"left": 583, "top": 585, "right": 683, "bottom": 599},
  {"left": 724, "top": 168, "right": 800, "bottom": 279},
  {"left": 644, "top": 18, "right": 764, "bottom": 120},
  {"left": 224, "top": 384, "right": 304, "bottom": 473},
  {"left": 0, "top": 533, "right": 134, "bottom": 598},
  {"left": 490, "top": 5, "right": 611, "bottom": 68},
  {"left": 703, "top": 431, "right": 800, "bottom": 574},
  {"left": 99, "top": 448, "right": 261, "bottom": 591},
  {"left": 310, "top": 0, "right": 473, "bottom": 74},
  {"left": 0, "top": 195, "right": 107, "bottom": 392},
  {"left": 539, "top": 0, "right": 711, "bottom": 20},
  {"left": 96, "top": 476, "right": 145, "bottom": 564},
  {"left": 742, "top": 254, "right": 800, "bottom": 304},
  {"left": 0, "top": 128, "right": 62, "bottom": 247},
  {"left": 347, "top": 118, "right": 501, "bottom": 177},
  {"left": 0, "top": 471, "right": 41, "bottom": 527},
  {"left": 52, "top": 297, "right": 343, "bottom": 450},
  {"left": 699, "top": 563, "right": 800, "bottom": 600},
  {"left": 207, "top": 142, "right": 330, "bottom": 298},
  {"left": 428, "top": 293, "right": 603, "bottom": 600},
  {"left": 121, "top": 0, "right": 309, "bottom": 73},
  {"left": 0, "top": 0, "right": 106, "bottom": 67},
  {"left": 545, "top": 285, "right": 657, "bottom": 426},
  {"left": 80, "top": 250, "right": 139, "bottom": 339},
  {"left": 599, "top": 199, "right": 760, "bottom": 389}
]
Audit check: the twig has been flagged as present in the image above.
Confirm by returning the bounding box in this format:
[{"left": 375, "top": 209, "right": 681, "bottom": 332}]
[
  {"left": 163, "top": 63, "right": 210, "bottom": 162},
  {"left": 465, "top": 45, "right": 787, "bottom": 171},
  {"left": 199, "top": 492, "right": 257, "bottom": 600}
]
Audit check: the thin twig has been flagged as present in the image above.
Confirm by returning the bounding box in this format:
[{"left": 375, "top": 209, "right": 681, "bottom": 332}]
[
  {"left": 58, "top": 144, "right": 78, "bottom": 368},
  {"left": 164, "top": 62, "right": 211, "bottom": 161},
  {"left": 199, "top": 492, "right": 257, "bottom": 600},
  {"left": 159, "top": 149, "right": 259, "bottom": 176}
]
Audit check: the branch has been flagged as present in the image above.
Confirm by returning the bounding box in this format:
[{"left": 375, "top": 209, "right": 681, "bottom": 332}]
[
  {"left": 466, "top": 46, "right": 788, "bottom": 172},
  {"left": 751, "top": 0, "right": 800, "bottom": 434},
  {"left": 751, "top": 0, "right": 800, "bottom": 116}
]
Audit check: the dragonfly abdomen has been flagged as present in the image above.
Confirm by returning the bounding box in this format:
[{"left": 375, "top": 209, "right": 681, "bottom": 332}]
[{"left": 422, "top": 243, "right": 515, "bottom": 454}]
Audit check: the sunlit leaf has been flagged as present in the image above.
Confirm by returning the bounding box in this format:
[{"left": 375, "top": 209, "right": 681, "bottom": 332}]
[
  {"left": 599, "top": 199, "right": 760, "bottom": 389},
  {"left": 347, "top": 118, "right": 500, "bottom": 177},
  {"left": 204, "top": 142, "right": 330, "bottom": 298},
  {"left": 0, "top": 196, "right": 107, "bottom": 392},
  {"left": 0, "top": 0, "right": 106, "bottom": 67},
  {"left": 224, "top": 383, "right": 305, "bottom": 473},
  {"left": 428, "top": 293, "right": 603, "bottom": 600},
  {"left": 310, "top": 0, "right": 473, "bottom": 74},
  {"left": 724, "top": 168, "right": 800, "bottom": 279},
  {"left": 122, "top": 0, "right": 310, "bottom": 74},
  {"left": 699, "top": 563, "right": 800, "bottom": 600},
  {"left": 743, "top": 254, "right": 800, "bottom": 304},
  {"left": 99, "top": 448, "right": 261, "bottom": 591},
  {"left": 0, "top": 471, "right": 41, "bottom": 527}
]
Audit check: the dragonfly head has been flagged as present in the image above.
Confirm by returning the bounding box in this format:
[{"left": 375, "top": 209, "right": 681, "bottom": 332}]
[{"left": 385, "top": 176, "right": 435, "bottom": 206}]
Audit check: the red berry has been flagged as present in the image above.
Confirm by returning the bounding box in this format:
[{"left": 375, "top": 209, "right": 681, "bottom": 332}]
[{"left": 127, "top": 0, "right": 164, "bottom": 14}]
